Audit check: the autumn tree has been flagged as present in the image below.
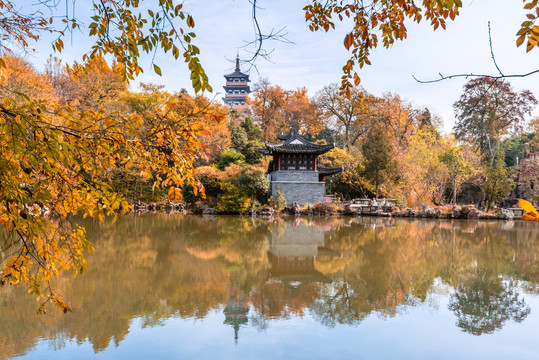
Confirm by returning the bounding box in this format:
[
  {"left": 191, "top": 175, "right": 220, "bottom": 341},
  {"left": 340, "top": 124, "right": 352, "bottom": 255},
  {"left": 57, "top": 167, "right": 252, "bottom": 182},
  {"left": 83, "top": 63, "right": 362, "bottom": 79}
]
[
  {"left": 282, "top": 87, "right": 323, "bottom": 136},
  {"left": 453, "top": 78, "right": 537, "bottom": 164},
  {"left": 0, "top": 0, "right": 222, "bottom": 311},
  {"left": 59, "top": 55, "right": 127, "bottom": 111},
  {"left": 192, "top": 95, "right": 230, "bottom": 163},
  {"left": 251, "top": 79, "right": 287, "bottom": 141},
  {"left": 402, "top": 126, "right": 449, "bottom": 207},
  {"left": 0, "top": 55, "right": 57, "bottom": 102},
  {"left": 375, "top": 93, "right": 420, "bottom": 148},
  {"left": 315, "top": 83, "right": 378, "bottom": 148},
  {"left": 439, "top": 147, "right": 473, "bottom": 205},
  {"left": 318, "top": 147, "right": 368, "bottom": 198},
  {"left": 251, "top": 80, "right": 323, "bottom": 141}
]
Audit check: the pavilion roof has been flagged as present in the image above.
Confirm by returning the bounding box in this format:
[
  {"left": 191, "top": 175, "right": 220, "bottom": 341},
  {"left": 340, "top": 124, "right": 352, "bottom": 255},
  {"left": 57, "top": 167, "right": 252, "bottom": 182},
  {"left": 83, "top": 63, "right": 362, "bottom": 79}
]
[
  {"left": 260, "top": 128, "right": 334, "bottom": 155},
  {"left": 224, "top": 70, "right": 250, "bottom": 79},
  {"left": 317, "top": 166, "right": 344, "bottom": 176}
]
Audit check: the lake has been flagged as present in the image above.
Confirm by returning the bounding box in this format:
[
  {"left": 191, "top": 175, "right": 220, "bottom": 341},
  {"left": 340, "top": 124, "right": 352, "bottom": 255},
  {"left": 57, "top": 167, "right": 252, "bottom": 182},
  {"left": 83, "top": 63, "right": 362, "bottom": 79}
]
[{"left": 1, "top": 215, "right": 538, "bottom": 359}]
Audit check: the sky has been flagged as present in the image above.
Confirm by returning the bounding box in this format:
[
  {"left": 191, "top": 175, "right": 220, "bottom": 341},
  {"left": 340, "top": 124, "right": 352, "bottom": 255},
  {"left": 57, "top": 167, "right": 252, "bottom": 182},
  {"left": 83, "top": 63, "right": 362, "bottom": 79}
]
[{"left": 26, "top": 0, "right": 539, "bottom": 134}]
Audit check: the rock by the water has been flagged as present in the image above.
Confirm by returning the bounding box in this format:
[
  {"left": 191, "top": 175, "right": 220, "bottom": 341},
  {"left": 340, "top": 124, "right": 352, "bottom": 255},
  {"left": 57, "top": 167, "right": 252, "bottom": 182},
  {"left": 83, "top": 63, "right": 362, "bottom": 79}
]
[
  {"left": 405, "top": 208, "right": 417, "bottom": 217},
  {"left": 202, "top": 207, "right": 216, "bottom": 215},
  {"left": 467, "top": 207, "right": 483, "bottom": 219},
  {"left": 500, "top": 209, "right": 514, "bottom": 220},
  {"left": 259, "top": 207, "right": 274, "bottom": 217},
  {"left": 246, "top": 208, "right": 258, "bottom": 216},
  {"left": 292, "top": 202, "right": 301, "bottom": 215}
]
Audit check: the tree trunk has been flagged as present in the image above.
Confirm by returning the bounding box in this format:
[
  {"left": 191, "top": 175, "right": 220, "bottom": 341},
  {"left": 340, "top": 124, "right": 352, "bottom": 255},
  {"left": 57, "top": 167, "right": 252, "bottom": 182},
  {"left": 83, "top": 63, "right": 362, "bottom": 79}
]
[{"left": 453, "top": 176, "right": 457, "bottom": 205}]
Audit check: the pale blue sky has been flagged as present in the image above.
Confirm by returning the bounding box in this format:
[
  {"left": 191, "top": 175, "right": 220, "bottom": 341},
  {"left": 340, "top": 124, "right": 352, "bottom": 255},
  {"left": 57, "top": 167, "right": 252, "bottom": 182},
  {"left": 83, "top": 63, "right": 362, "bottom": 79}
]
[{"left": 27, "top": 0, "right": 539, "bottom": 134}]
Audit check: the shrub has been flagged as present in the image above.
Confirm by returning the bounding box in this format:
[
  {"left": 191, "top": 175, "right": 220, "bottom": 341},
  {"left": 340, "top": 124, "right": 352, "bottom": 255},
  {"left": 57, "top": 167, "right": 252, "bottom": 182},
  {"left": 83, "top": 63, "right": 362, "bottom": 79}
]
[
  {"left": 195, "top": 166, "right": 225, "bottom": 197},
  {"left": 238, "top": 167, "right": 270, "bottom": 200},
  {"left": 223, "top": 163, "right": 243, "bottom": 182},
  {"left": 217, "top": 182, "right": 251, "bottom": 213},
  {"left": 108, "top": 167, "right": 168, "bottom": 202},
  {"left": 217, "top": 148, "right": 245, "bottom": 170},
  {"left": 181, "top": 184, "right": 200, "bottom": 205},
  {"left": 274, "top": 189, "right": 287, "bottom": 210},
  {"left": 312, "top": 202, "right": 337, "bottom": 214}
]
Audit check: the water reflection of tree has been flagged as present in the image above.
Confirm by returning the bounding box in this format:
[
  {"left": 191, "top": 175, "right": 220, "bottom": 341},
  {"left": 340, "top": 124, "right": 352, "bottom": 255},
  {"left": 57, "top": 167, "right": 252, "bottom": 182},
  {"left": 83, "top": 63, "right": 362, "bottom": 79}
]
[
  {"left": 311, "top": 219, "right": 539, "bottom": 330},
  {"left": 310, "top": 282, "right": 368, "bottom": 327},
  {"left": 0, "top": 214, "right": 272, "bottom": 357},
  {"left": 2, "top": 216, "right": 539, "bottom": 358},
  {"left": 449, "top": 270, "right": 530, "bottom": 335}
]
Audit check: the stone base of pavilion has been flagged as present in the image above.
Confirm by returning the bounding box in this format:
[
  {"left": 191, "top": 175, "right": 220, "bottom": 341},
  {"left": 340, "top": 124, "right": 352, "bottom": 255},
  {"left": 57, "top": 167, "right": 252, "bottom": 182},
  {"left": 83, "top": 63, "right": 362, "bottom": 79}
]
[{"left": 270, "top": 171, "right": 325, "bottom": 206}]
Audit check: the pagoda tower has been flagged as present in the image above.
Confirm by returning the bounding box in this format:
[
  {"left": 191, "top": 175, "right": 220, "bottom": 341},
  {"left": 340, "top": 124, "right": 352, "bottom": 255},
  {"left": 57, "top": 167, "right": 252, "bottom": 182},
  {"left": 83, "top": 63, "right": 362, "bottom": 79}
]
[
  {"left": 223, "top": 54, "right": 250, "bottom": 107},
  {"left": 259, "top": 128, "right": 343, "bottom": 205}
]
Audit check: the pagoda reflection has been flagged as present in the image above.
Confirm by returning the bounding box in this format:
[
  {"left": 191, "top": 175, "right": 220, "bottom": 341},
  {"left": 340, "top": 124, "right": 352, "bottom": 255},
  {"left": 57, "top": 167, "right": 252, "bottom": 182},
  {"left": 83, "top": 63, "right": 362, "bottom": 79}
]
[{"left": 223, "top": 292, "right": 249, "bottom": 344}]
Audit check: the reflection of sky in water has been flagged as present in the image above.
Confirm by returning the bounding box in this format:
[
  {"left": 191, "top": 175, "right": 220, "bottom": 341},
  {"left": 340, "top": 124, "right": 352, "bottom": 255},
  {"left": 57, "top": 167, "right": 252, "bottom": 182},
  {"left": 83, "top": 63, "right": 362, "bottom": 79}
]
[
  {"left": 5, "top": 215, "right": 539, "bottom": 359},
  {"left": 16, "top": 290, "right": 539, "bottom": 360}
]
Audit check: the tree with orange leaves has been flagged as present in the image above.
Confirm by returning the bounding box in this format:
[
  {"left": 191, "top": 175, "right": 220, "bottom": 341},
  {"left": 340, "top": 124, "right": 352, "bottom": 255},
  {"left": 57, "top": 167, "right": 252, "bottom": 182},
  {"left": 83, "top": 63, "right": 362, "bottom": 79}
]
[
  {"left": 250, "top": 79, "right": 287, "bottom": 141},
  {"left": 315, "top": 83, "right": 378, "bottom": 148},
  {"left": 1, "top": 55, "right": 222, "bottom": 313},
  {"left": 251, "top": 79, "right": 323, "bottom": 141}
]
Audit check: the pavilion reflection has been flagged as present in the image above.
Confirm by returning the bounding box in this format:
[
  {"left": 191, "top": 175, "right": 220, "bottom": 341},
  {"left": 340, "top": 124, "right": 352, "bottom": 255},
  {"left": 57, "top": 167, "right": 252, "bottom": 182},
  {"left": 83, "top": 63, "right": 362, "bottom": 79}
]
[{"left": 267, "top": 218, "right": 339, "bottom": 288}]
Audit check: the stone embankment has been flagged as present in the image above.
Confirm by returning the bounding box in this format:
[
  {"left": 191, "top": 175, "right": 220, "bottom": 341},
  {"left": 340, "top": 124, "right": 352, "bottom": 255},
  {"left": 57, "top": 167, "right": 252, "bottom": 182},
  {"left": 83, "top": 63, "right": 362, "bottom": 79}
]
[
  {"left": 128, "top": 201, "right": 519, "bottom": 220},
  {"left": 132, "top": 201, "right": 186, "bottom": 213},
  {"left": 390, "top": 204, "right": 516, "bottom": 220}
]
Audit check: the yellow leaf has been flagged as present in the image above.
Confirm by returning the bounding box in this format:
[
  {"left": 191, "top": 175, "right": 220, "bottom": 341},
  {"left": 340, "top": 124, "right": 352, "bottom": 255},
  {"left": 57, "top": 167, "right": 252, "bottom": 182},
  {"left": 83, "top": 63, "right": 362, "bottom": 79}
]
[
  {"left": 519, "top": 199, "right": 538, "bottom": 215},
  {"left": 522, "top": 212, "right": 539, "bottom": 221}
]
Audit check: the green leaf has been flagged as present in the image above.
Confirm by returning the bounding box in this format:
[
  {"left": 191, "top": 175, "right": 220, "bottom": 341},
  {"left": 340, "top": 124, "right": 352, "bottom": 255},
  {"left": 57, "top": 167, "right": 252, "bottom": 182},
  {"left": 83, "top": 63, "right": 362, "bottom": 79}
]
[{"left": 153, "top": 64, "right": 162, "bottom": 76}]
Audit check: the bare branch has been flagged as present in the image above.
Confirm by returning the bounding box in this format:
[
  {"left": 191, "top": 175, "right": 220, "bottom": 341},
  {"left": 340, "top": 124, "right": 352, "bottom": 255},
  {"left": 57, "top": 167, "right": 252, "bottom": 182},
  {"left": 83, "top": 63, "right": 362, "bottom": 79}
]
[
  {"left": 488, "top": 21, "right": 504, "bottom": 77},
  {"left": 413, "top": 22, "right": 539, "bottom": 84},
  {"left": 412, "top": 69, "right": 539, "bottom": 84},
  {"left": 229, "top": 0, "right": 293, "bottom": 74}
]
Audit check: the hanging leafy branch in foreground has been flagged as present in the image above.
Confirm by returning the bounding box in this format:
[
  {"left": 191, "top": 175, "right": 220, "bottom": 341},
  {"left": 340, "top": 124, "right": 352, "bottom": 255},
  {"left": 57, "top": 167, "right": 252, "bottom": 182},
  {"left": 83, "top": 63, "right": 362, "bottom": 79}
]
[
  {"left": 0, "top": 0, "right": 211, "bottom": 92},
  {"left": 0, "top": 0, "right": 224, "bottom": 311},
  {"left": 304, "top": 0, "right": 463, "bottom": 96},
  {"left": 303, "top": 0, "right": 539, "bottom": 95},
  {"left": 0, "top": 79, "right": 223, "bottom": 311}
]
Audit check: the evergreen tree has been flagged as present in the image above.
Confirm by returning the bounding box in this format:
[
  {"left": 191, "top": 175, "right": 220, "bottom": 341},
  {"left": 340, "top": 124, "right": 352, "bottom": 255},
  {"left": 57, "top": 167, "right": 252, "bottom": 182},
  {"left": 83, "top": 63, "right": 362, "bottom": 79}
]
[
  {"left": 361, "top": 127, "right": 395, "bottom": 199},
  {"left": 240, "top": 116, "right": 262, "bottom": 141},
  {"left": 484, "top": 148, "right": 514, "bottom": 209}
]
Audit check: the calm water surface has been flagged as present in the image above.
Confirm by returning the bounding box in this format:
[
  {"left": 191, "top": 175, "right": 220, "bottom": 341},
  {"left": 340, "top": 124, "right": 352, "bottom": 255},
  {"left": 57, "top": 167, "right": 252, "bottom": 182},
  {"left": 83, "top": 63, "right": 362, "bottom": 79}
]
[{"left": 1, "top": 215, "right": 539, "bottom": 359}]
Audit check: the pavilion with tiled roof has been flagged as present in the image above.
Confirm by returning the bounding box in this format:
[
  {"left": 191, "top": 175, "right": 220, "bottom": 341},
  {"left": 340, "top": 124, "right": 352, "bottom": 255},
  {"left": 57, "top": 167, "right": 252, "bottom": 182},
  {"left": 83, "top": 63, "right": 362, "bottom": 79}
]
[{"left": 260, "top": 128, "right": 343, "bottom": 205}]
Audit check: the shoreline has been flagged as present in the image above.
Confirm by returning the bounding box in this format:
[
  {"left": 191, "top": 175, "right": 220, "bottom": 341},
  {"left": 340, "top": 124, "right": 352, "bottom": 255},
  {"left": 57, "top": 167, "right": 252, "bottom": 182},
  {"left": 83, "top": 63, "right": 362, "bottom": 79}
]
[{"left": 129, "top": 202, "right": 522, "bottom": 221}]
